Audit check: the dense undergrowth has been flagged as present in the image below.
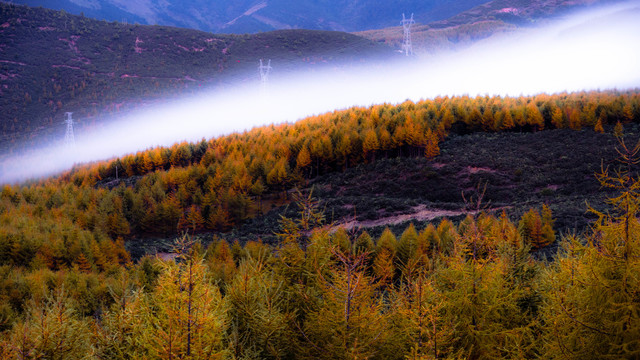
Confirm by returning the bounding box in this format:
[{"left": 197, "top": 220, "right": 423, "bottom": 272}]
[{"left": 0, "top": 89, "right": 640, "bottom": 358}]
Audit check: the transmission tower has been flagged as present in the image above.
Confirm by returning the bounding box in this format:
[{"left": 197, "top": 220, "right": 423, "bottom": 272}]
[
  {"left": 259, "top": 59, "right": 272, "bottom": 93},
  {"left": 401, "top": 13, "right": 415, "bottom": 56},
  {"left": 64, "top": 112, "right": 75, "bottom": 148}
]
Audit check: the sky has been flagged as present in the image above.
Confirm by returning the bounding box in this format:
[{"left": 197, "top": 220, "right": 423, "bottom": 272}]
[{"left": 1, "top": 0, "right": 639, "bottom": 184}]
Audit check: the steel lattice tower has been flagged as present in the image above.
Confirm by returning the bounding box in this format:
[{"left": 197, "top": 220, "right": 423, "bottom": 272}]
[
  {"left": 401, "top": 13, "right": 415, "bottom": 56},
  {"left": 259, "top": 59, "right": 272, "bottom": 93},
  {"left": 64, "top": 112, "right": 75, "bottom": 148}
]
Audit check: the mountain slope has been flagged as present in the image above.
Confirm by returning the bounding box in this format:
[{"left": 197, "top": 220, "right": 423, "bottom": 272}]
[
  {"left": 0, "top": 3, "right": 393, "bottom": 154},
  {"left": 8, "top": 0, "right": 489, "bottom": 33},
  {"left": 356, "top": 0, "right": 614, "bottom": 52}
]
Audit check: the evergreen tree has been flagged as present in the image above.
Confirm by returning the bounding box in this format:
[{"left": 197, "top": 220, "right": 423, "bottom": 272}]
[
  {"left": 391, "top": 270, "right": 456, "bottom": 360},
  {"left": 7, "top": 288, "right": 93, "bottom": 360},
  {"left": 301, "top": 247, "right": 388, "bottom": 360},
  {"left": 142, "top": 236, "right": 227, "bottom": 359},
  {"left": 225, "top": 259, "right": 295, "bottom": 360},
  {"left": 95, "top": 271, "right": 148, "bottom": 359},
  {"left": 438, "top": 223, "right": 535, "bottom": 359},
  {"left": 354, "top": 231, "right": 374, "bottom": 255},
  {"left": 374, "top": 228, "right": 397, "bottom": 285},
  {"left": 518, "top": 207, "right": 555, "bottom": 250},
  {"left": 542, "top": 136, "right": 640, "bottom": 358},
  {"left": 397, "top": 223, "right": 419, "bottom": 275},
  {"left": 424, "top": 129, "right": 440, "bottom": 160}
]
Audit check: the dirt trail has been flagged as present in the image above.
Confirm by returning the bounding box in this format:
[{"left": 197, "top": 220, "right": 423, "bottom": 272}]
[{"left": 333, "top": 204, "right": 508, "bottom": 231}]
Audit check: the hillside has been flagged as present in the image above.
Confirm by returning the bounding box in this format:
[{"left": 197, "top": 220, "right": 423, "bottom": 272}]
[
  {"left": 356, "top": 0, "right": 613, "bottom": 52},
  {"left": 0, "top": 3, "right": 394, "bottom": 154},
  {"left": 1, "top": 90, "right": 640, "bottom": 358},
  {"left": 9, "top": 0, "right": 489, "bottom": 34},
  {"left": 1, "top": 90, "right": 636, "bottom": 255},
  {"left": 139, "top": 123, "right": 622, "bottom": 257}
]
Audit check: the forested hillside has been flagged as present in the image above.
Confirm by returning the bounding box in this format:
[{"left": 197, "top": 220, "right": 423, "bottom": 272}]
[
  {"left": 0, "top": 90, "right": 639, "bottom": 357},
  {"left": 0, "top": 3, "right": 393, "bottom": 154},
  {"left": 2, "top": 90, "right": 638, "bottom": 255}
]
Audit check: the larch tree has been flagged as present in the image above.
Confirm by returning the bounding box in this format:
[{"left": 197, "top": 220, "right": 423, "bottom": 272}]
[
  {"left": 250, "top": 178, "right": 266, "bottom": 215},
  {"left": 424, "top": 129, "right": 440, "bottom": 160},
  {"left": 225, "top": 258, "right": 296, "bottom": 360},
  {"left": 438, "top": 216, "right": 536, "bottom": 359},
  {"left": 94, "top": 271, "right": 148, "bottom": 359},
  {"left": 378, "top": 128, "right": 392, "bottom": 157},
  {"left": 482, "top": 108, "right": 495, "bottom": 131},
  {"left": 301, "top": 246, "right": 389, "bottom": 360},
  {"left": 542, "top": 136, "right": 640, "bottom": 359},
  {"left": 396, "top": 223, "right": 419, "bottom": 278},
  {"left": 614, "top": 120, "right": 624, "bottom": 137},
  {"left": 568, "top": 108, "right": 582, "bottom": 130},
  {"left": 7, "top": 288, "right": 93, "bottom": 360},
  {"left": 142, "top": 236, "right": 227, "bottom": 359},
  {"left": 296, "top": 146, "right": 312, "bottom": 179},
  {"left": 267, "top": 157, "right": 290, "bottom": 199},
  {"left": 362, "top": 129, "right": 380, "bottom": 163},
  {"left": 204, "top": 238, "right": 237, "bottom": 289},
  {"left": 551, "top": 106, "right": 565, "bottom": 129},
  {"left": 622, "top": 102, "right": 634, "bottom": 123},
  {"left": 525, "top": 103, "right": 544, "bottom": 131},
  {"left": 374, "top": 228, "right": 398, "bottom": 285},
  {"left": 594, "top": 117, "right": 605, "bottom": 133},
  {"left": 391, "top": 269, "right": 455, "bottom": 360},
  {"left": 354, "top": 231, "right": 375, "bottom": 255},
  {"left": 518, "top": 206, "right": 555, "bottom": 250},
  {"left": 440, "top": 107, "right": 455, "bottom": 130},
  {"left": 500, "top": 108, "right": 515, "bottom": 131}
]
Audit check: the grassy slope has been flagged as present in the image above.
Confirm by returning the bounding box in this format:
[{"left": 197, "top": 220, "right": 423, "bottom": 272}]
[{"left": 0, "top": 3, "right": 393, "bottom": 154}]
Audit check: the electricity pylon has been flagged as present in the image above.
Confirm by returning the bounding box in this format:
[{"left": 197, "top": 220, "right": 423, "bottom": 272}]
[
  {"left": 259, "top": 59, "right": 272, "bottom": 94},
  {"left": 64, "top": 112, "right": 75, "bottom": 148},
  {"left": 401, "top": 13, "right": 415, "bottom": 56}
]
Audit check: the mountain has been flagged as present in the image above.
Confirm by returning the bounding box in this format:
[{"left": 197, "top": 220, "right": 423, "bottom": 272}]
[
  {"left": 7, "top": 0, "right": 617, "bottom": 56},
  {"left": 357, "top": 0, "right": 615, "bottom": 52},
  {"left": 8, "top": 0, "right": 490, "bottom": 33},
  {"left": 0, "top": 3, "right": 393, "bottom": 154}
]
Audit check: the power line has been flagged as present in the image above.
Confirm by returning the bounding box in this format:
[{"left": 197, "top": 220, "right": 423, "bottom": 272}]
[{"left": 401, "top": 13, "right": 415, "bottom": 56}]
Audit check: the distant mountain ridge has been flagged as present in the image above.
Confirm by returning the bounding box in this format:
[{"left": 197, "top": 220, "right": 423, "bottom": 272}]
[
  {"left": 7, "top": 0, "right": 490, "bottom": 33},
  {"left": 0, "top": 0, "right": 622, "bottom": 153},
  {"left": 6, "top": 0, "right": 619, "bottom": 49},
  {"left": 0, "top": 3, "right": 392, "bottom": 154},
  {"left": 357, "top": 0, "right": 616, "bottom": 52}
]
